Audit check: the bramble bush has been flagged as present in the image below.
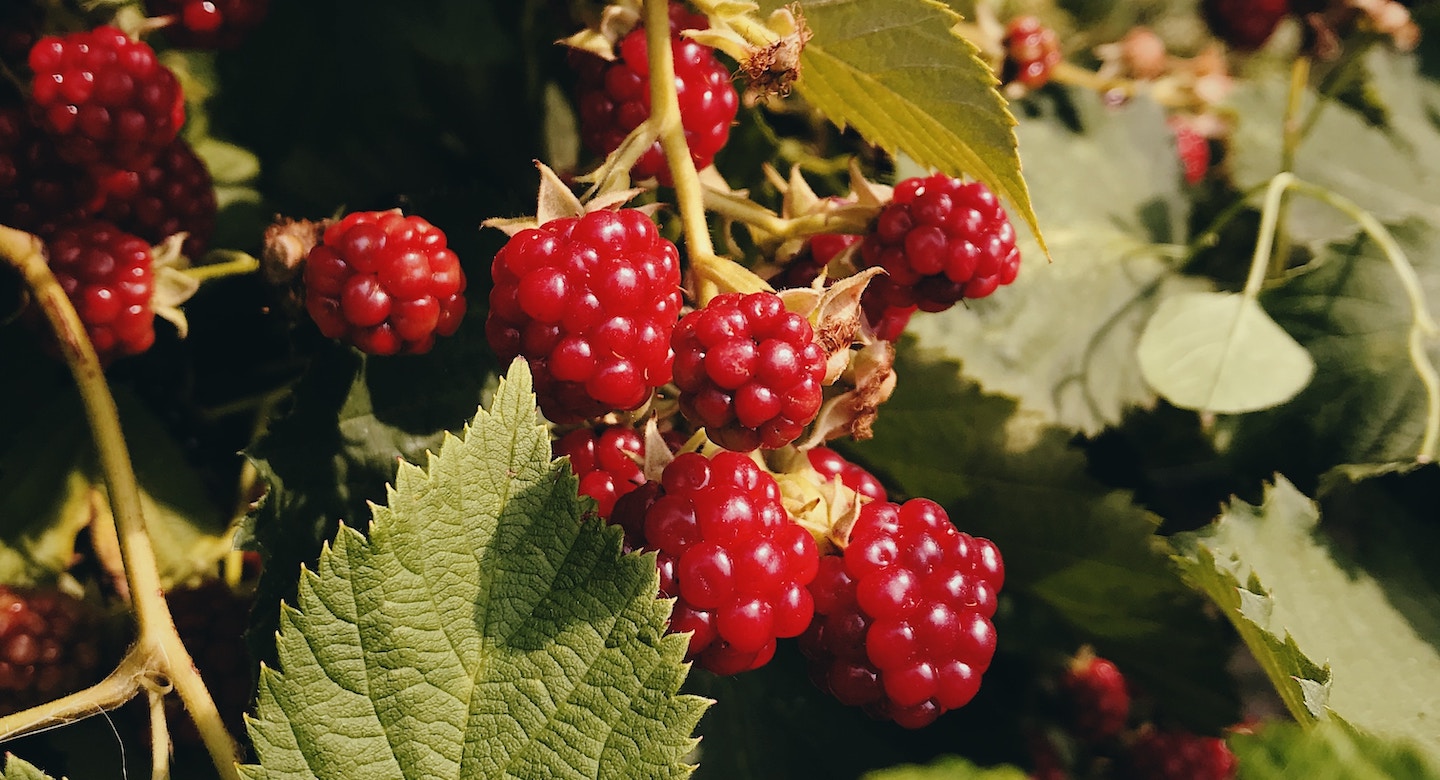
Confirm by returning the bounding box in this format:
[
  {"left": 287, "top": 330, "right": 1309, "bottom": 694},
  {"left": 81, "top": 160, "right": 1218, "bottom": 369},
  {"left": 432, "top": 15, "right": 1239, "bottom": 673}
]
[{"left": 2, "top": 0, "right": 1440, "bottom": 778}]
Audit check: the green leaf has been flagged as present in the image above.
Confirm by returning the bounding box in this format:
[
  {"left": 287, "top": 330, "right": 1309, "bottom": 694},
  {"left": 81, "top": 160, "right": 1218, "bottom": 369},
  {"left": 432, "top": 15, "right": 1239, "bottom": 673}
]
[
  {"left": 862, "top": 756, "right": 1028, "bottom": 780},
  {"left": 1137, "top": 291, "right": 1315, "bottom": 414},
  {"left": 851, "top": 344, "right": 1239, "bottom": 729},
  {"left": 241, "top": 359, "right": 708, "bottom": 779},
  {"left": 0, "top": 755, "right": 60, "bottom": 780},
  {"left": 1232, "top": 717, "right": 1440, "bottom": 779},
  {"left": 756, "top": 0, "right": 1045, "bottom": 255},
  {"left": 1173, "top": 477, "right": 1440, "bottom": 764},
  {"left": 905, "top": 91, "right": 1206, "bottom": 433}
]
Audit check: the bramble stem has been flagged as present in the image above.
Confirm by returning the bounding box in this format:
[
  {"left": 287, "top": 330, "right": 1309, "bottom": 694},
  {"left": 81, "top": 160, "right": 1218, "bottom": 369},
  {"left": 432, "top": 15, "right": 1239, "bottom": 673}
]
[
  {"left": 0, "top": 224, "right": 242, "bottom": 780},
  {"left": 185, "top": 250, "right": 260, "bottom": 282},
  {"left": 147, "top": 678, "right": 171, "bottom": 780},
  {"left": 0, "top": 646, "right": 153, "bottom": 742},
  {"left": 701, "top": 187, "right": 871, "bottom": 240}
]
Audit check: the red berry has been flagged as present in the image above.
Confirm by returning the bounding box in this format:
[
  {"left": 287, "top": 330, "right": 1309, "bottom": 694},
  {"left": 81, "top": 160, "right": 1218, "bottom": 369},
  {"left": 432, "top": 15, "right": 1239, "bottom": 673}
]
[
  {"left": 100, "top": 137, "right": 217, "bottom": 258},
  {"left": 555, "top": 425, "right": 646, "bottom": 520},
  {"left": 486, "top": 209, "right": 682, "bottom": 422},
  {"left": 573, "top": 4, "right": 738, "bottom": 182},
  {"left": 799, "top": 498, "right": 1003, "bottom": 728},
  {"left": 859, "top": 174, "right": 1020, "bottom": 321},
  {"left": 1061, "top": 654, "right": 1130, "bottom": 742},
  {"left": 1203, "top": 0, "right": 1290, "bottom": 50},
  {"left": 806, "top": 446, "right": 886, "bottom": 503},
  {"left": 165, "top": 582, "right": 253, "bottom": 747},
  {"left": 1126, "top": 729, "right": 1238, "bottom": 780},
  {"left": 150, "top": 0, "right": 272, "bottom": 49},
  {"left": 1003, "top": 16, "right": 1062, "bottom": 89},
  {"left": 618, "top": 451, "right": 817, "bottom": 674},
  {"left": 673, "top": 291, "right": 827, "bottom": 452},
  {"left": 45, "top": 219, "right": 157, "bottom": 362},
  {"left": 0, "top": 103, "right": 98, "bottom": 237},
  {"left": 1169, "top": 118, "right": 1210, "bottom": 186},
  {"left": 304, "top": 210, "right": 467, "bottom": 356},
  {"left": 0, "top": 586, "right": 105, "bottom": 716},
  {"left": 27, "top": 26, "right": 185, "bottom": 173}
]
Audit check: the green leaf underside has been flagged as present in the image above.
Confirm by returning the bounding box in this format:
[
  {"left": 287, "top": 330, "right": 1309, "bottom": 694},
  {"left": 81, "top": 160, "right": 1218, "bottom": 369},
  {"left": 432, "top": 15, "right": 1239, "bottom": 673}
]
[
  {"left": 241, "top": 360, "right": 708, "bottom": 779},
  {"left": 861, "top": 755, "right": 1028, "bottom": 780},
  {"left": 904, "top": 92, "right": 1203, "bottom": 434},
  {"left": 758, "top": 0, "right": 1045, "bottom": 256},
  {"left": 1174, "top": 478, "right": 1440, "bottom": 764},
  {"left": 1, "top": 755, "right": 59, "bottom": 780},
  {"left": 1230, "top": 719, "right": 1440, "bottom": 779},
  {"left": 1137, "top": 292, "right": 1315, "bottom": 414}
]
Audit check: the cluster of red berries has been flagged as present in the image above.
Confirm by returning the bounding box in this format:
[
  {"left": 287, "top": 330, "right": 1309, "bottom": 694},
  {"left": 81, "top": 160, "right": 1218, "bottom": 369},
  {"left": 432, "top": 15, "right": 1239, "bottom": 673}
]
[
  {"left": 1003, "top": 17, "right": 1063, "bottom": 89},
  {"left": 0, "top": 586, "right": 105, "bottom": 716}
]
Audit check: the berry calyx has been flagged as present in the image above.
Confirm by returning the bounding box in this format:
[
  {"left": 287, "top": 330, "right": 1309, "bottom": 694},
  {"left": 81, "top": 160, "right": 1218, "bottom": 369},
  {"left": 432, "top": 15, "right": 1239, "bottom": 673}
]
[
  {"left": 150, "top": 0, "right": 272, "bottom": 49},
  {"left": 487, "top": 208, "right": 681, "bottom": 423},
  {"left": 100, "top": 137, "right": 217, "bottom": 259},
  {"left": 1061, "top": 652, "right": 1131, "bottom": 742},
  {"left": 858, "top": 174, "right": 1020, "bottom": 319},
  {"left": 303, "top": 210, "right": 467, "bottom": 356},
  {"left": 572, "top": 4, "right": 738, "bottom": 182},
  {"left": 1003, "top": 16, "right": 1063, "bottom": 89},
  {"left": 0, "top": 586, "right": 105, "bottom": 716},
  {"left": 555, "top": 425, "right": 646, "bottom": 520},
  {"left": 1203, "top": 0, "right": 1291, "bottom": 50},
  {"left": 673, "top": 291, "right": 827, "bottom": 452},
  {"left": 27, "top": 26, "right": 185, "bottom": 173},
  {"left": 44, "top": 219, "right": 157, "bottom": 362},
  {"left": 1125, "top": 728, "right": 1238, "bottom": 780},
  {"left": 800, "top": 498, "right": 1004, "bottom": 728},
  {"left": 614, "top": 450, "right": 818, "bottom": 674}
]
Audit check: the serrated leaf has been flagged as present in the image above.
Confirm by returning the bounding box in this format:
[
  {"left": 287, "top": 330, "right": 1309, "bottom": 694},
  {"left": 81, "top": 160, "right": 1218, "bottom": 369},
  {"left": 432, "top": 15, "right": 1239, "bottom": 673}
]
[
  {"left": 862, "top": 756, "right": 1028, "bottom": 780},
  {"left": 905, "top": 91, "right": 1205, "bottom": 433},
  {"left": 241, "top": 360, "right": 708, "bottom": 779},
  {"left": 850, "top": 344, "right": 1239, "bottom": 730},
  {"left": 755, "top": 0, "right": 1045, "bottom": 255},
  {"left": 1137, "top": 291, "right": 1315, "bottom": 414},
  {"left": 1231, "top": 721, "right": 1440, "bottom": 780},
  {"left": 1173, "top": 477, "right": 1440, "bottom": 764},
  {"left": 0, "top": 755, "right": 60, "bottom": 780}
]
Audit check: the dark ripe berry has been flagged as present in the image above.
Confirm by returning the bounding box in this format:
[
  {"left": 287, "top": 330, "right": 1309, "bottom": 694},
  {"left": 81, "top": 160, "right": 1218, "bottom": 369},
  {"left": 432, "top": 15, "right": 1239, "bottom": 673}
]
[
  {"left": 1061, "top": 654, "right": 1130, "bottom": 742},
  {"left": 165, "top": 582, "right": 253, "bottom": 747},
  {"left": 100, "top": 137, "right": 216, "bottom": 258},
  {"left": 1202, "top": 0, "right": 1291, "bottom": 50},
  {"left": 1003, "top": 16, "right": 1062, "bottom": 89},
  {"left": 807, "top": 446, "right": 887, "bottom": 503},
  {"left": 150, "top": 0, "right": 272, "bottom": 50},
  {"left": 800, "top": 498, "right": 1003, "bottom": 728},
  {"left": 1125, "top": 729, "right": 1238, "bottom": 780},
  {"left": 44, "top": 219, "right": 156, "bottom": 362},
  {"left": 0, "top": 103, "right": 98, "bottom": 237},
  {"left": 27, "top": 26, "right": 185, "bottom": 173},
  {"left": 1169, "top": 118, "right": 1210, "bottom": 186},
  {"left": 304, "top": 210, "right": 467, "bottom": 356},
  {"left": 555, "top": 425, "right": 646, "bottom": 520},
  {"left": 859, "top": 174, "right": 1020, "bottom": 319},
  {"left": 487, "top": 208, "right": 682, "bottom": 423},
  {"left": 672, "top": 291, "right": 827, "bottom": 452},
  {"left": 628, "top": 451, "right": 818, "bottom": 674},
  {"left": 770, "top": 233, "right": 860, "bottom": 290},
  {"left": 0, "top": 586, "right": 105, "bottom": 716},
  {"left": 573, "top": 3, "right": 738, "bottom": 183}
]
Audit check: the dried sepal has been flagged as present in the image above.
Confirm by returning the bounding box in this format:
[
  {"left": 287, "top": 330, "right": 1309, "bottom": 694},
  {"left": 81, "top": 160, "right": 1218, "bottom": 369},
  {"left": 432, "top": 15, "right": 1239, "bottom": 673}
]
[
  {"left": 796, "top": 339, "right": 897, "bottom": 448},
  {"left": 484, "top": 161, "right": 653, "bottom": 236},
  {"left": 557, "top": 0, "right": 643, "bottom": 59}
]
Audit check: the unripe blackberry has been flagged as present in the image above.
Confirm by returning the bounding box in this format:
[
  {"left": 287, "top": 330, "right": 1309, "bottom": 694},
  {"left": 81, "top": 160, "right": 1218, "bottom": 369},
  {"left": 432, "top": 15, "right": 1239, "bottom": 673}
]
[
  {"left": 1125, "top": 728, "right": 1238, "bottom": 780},
  {"left": 0, "top": 104, "right": 98, "bottom": 237},
  {"left": 100, "top": 137, "right": 216, "bottom": 258},
  {"left": 0, "top": 586, "right": 105, "bottom": 716},
  {"left": 673, "top": 291, "right": 827, "bottom": 452},
  {"left": 45, "top": 219, "right": 156, "bottom": 362},
  {"left": 1061, "top": 653, "right": 1130, "bottom": 742},
  {"left": 1003, "top": 16, "right": 1062, "bottom": 89},
  {"left": 555, "top": 425, "right": 646, "bottom": 520}
]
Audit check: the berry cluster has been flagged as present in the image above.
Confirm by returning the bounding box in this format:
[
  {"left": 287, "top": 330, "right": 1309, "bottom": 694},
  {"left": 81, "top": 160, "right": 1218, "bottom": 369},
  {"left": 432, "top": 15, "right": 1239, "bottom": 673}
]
[
  {"left": 572, "top": 3, "right": 738, "bottom": 182},
  {"left": 0, "top": 586, "right": 104, "bottom": 716},
  {"left": 1003, "top": 17, "right": 1062, "bottom": 89},
  {"left": 45, "top": 219, "right": 157, "bottom": 362},
  {"left": 801, "top": 498, "right": 1004, "bottom": 728},
  {"left": 554, "top": 424, "right": 647, "bottom": 520}
]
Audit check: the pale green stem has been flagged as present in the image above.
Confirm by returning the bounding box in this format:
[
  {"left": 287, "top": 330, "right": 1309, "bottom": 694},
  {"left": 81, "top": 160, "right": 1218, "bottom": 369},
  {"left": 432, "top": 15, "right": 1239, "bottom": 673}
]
[
  {"left": 185, "top": 251, "right": 260, "bottom": 282},
  {"left": 700, "top": 187, "right": 872, "bottom": 240},
  {"left": 147, "top": 679, "right": 171, "bottom": 780},
  {"left": 0, "top": 224, "right": 242, "bottom": 780},
  {"left": 0, "top": 646, "right": 153, "bottom": 742}
]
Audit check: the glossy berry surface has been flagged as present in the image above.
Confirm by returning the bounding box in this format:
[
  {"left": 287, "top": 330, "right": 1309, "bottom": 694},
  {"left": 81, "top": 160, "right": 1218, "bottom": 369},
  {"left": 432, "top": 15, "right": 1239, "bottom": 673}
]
[
  {"left": 0, "top": 104, "right": 97, "bottom": 237},
  {"left": 100, "top": 137, "right": 216, "bottom": 258},
  {"left": 555, "top": 425, "right": 646, "bottom": 520},
  {"left": 1126, "top": 729, "right": 1238, "bottom": 780},
  {"left": 1203, "top": 0, "right": 1290, "bottom": 50},
  {"left": 1003, "top": 16, "right": 1062, "bottom": 89},
  {"left": 46, "top": 219, "right": 156, "bottom": 362},
  {"left": 150, "top": 0, "right": 272, "bottom": 49},
  {"left": 800, "top": 498, "right": 1004, "bottom": 728},
  {"left": 1061, "top": 654, "right": 1130, "bottom": 742},
  {"left": 487, "top": 208, "right": 681, "bottom": 423},
  {"left": 0, "top": 586, "right": 104, "bottom": 716},
  {"left": 304, "top": 210, "right": 467, "bottom": 356},
  {"left": 573, "top": 4, "right": 738, "bottom": 182},
  {"left": 622, "top": 451, "right": 819, "bottom": 674},
  {"left": 27, "top": 26, "right": 185, "bottom": 172},
  {"left": 807, "top": 446, "right": 887, "bottom": 503},
  {"left": 673, "top": 291, "right": 826, "bottom": 452},
  {"left": 859, "top": 174, "right": 1020, "bottom": 320}
]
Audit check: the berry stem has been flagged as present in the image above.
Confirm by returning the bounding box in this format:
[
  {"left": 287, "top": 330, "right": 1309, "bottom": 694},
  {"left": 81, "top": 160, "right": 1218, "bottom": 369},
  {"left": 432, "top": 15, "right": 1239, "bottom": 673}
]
[
  {"left": 701, "top": 186, "right": 872, "bottom": 240},
  {"left": 185, "top": 250, "right": 261, "bottom": 282},
  {"left": 0, "top": 224, "right": 242, "bottom": 779},
  {"left": 0, "top": 645, "right": 153, "bottom": 744},
  {"left": 146, "top": 677, "right": 171, "bottom": 780}
]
